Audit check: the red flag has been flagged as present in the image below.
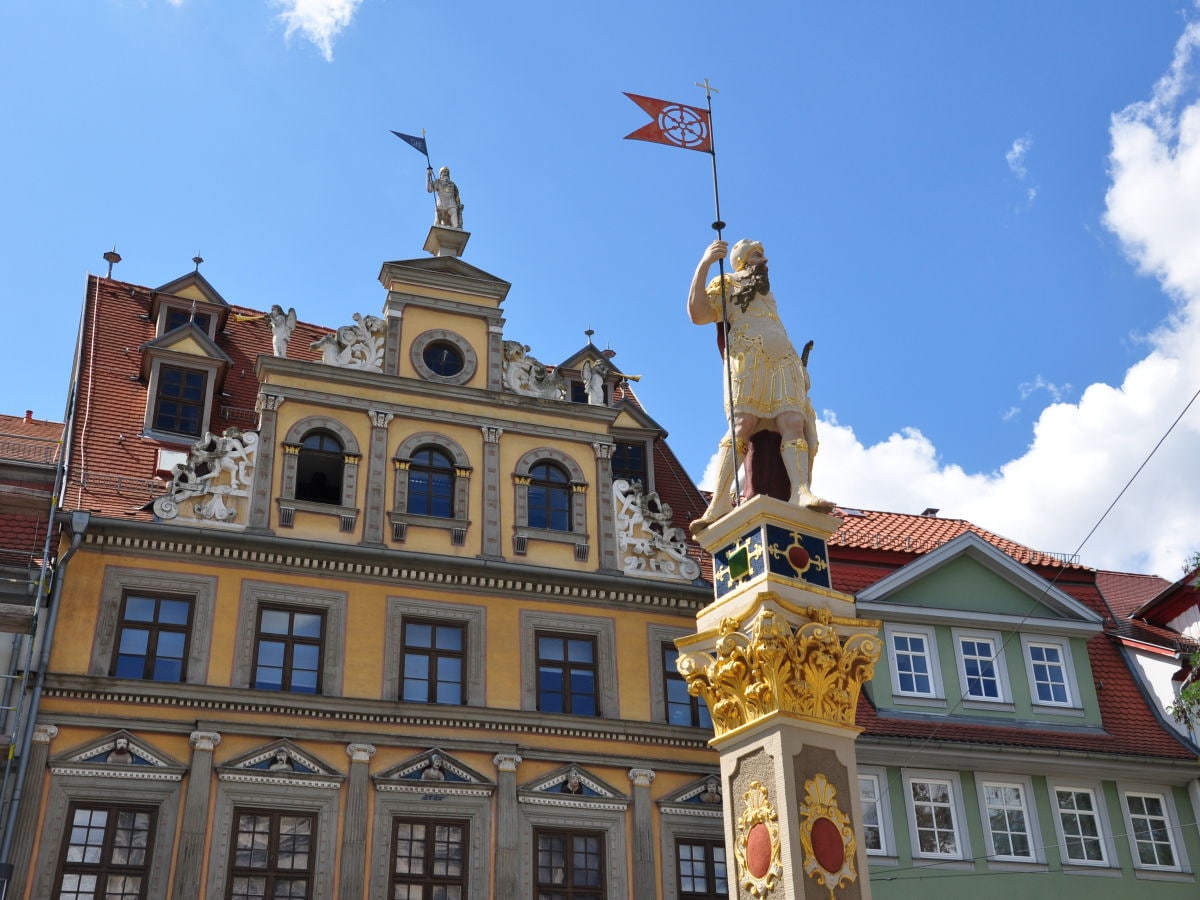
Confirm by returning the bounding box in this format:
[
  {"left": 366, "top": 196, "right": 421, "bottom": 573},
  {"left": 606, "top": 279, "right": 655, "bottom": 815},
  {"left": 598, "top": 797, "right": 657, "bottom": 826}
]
[{"left": 623, "top": 93, "right": 712, "bottom": 152}]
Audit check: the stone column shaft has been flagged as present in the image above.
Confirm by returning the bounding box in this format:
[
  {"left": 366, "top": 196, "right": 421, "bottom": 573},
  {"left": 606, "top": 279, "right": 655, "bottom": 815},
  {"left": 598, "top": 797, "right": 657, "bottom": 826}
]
[
  {"left": 481, "top": 427, "right": 504, "bottom": 558},
  {"left": 7, "top": 723, "right": 57, "bottom": 898},
  {"left": 629, "top": 768, "right": 657, "bottom": 898},
  {"left": 362, "top": 412, "right": 392, "bottom": 546},
  {"left": 171, "top": 730, "right": 221, "bottom": 898},
  {"left": 493, "top": 753, "right": 522, "bottom": 899},
  {"left": 338, "top": 743, "right": 376, "bottom": 899}
]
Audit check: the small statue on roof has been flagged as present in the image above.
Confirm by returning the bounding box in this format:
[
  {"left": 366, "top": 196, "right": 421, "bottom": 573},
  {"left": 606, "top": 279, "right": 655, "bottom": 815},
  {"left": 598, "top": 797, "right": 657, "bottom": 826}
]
[
  {"left": 268, "top": 305, "right": 297, "bottom": 358},
  {"left": 427, "top": 166, "right": 464, "bottom": 229}
]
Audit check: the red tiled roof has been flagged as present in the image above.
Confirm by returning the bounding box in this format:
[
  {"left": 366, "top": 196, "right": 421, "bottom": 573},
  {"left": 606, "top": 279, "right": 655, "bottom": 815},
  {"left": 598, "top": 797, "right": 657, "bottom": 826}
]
[
  {"left": 0, "top": 413, "right": 62, "bottom": 465},
  {"left": 1096, "top": 570, "right": 1171, "bottom": 619}
]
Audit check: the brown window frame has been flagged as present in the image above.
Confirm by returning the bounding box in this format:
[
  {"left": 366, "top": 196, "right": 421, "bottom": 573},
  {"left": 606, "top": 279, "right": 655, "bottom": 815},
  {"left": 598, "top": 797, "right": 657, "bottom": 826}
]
[
  {"left": 152, "top": 365, "right": 207, "bottom": 437},
  {"left": 662, "top": 643, "right": 712, "bottom": 729},
  {"left": 389, "top": 816, "right": 469, "bottom": 898},
  {"left": 535, "top": 632, "right": 599, "bottom": 716},
  {"left": 226, "top": 808, "right": 316, "bottom": 900},
  {"left": 676, "top": 836, "right": 727, "bottom": 898},
  {"left": 252, "top": 605, "right": 325, "bottom": 694},
  {"left": 111, "top": 592, "right": 193, "bottom": 682},
  {"left": 55, "top": 803, "right": 157, "bottom": 900},
  {"left": 400, "top": 618, "right": 466, "bottom": 705},
  {"left": 534, "top": 827, "right": 605, "bottom": 899}
]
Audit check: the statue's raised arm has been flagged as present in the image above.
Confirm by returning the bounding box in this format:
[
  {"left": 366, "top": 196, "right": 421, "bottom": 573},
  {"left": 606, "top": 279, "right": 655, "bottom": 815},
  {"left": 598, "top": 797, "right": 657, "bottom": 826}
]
[{"left": 688, "top": 238, "right": 833, "bottom": 535}]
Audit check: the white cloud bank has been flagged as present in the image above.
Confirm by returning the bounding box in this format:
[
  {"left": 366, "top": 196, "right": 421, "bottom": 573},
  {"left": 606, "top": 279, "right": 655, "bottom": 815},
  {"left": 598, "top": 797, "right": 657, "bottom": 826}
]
[
  {"left": 704, "top": 12, "right": 1200, "bottom": 578},
  {"left": 272, "top": 0, "right": 363, "bottom": 61},
  {"left": 1006, "top": 134, "right": 1037, "bottom": 205}
]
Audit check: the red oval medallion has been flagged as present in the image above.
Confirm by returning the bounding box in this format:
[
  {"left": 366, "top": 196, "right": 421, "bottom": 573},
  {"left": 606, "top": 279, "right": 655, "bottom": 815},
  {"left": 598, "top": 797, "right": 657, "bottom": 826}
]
[
  {"left": 746, "top": 822, "right": 772, "bottom": 879},
  {"left": 787, "top": 545, "right": 810, "bottom": 570},
  {"left": 811, "top": 816, "right": 845, "bottom": 873}
]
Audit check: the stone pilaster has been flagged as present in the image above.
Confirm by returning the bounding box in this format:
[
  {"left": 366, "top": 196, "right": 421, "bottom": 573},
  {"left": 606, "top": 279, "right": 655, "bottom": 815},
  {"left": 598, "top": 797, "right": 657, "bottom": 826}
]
[
  {"left": 362, "top": 411, "right": 393, "bottom": 547},
  {"left": 493, "top": 753, "right": 522, "bottom": 899},
  {"left": 338, "top": 742, "right": 376, "bottom": 899},
  {"left": 171, "top": 730, "right": 221, "bottom": 898},
  {"left": 481, "top": 426, "right": 504, "bottom": 558},
  {"left": 628, "top": 767, "right": 657, "bottom": 899},
  {"left": 8, "top": 723, "right": 57, "bottom": 897},
  {"left": 486, "top": 321, "right": 505, "bottom": 391},
  {"left": 383, "top": 303, "right": 404, "bottom": 376},
  {"left": 593, "top": 442, "right": 619, "bottom": 570},
  {"left": 249, "top": 393, "right": 284, "bottom": 530}
]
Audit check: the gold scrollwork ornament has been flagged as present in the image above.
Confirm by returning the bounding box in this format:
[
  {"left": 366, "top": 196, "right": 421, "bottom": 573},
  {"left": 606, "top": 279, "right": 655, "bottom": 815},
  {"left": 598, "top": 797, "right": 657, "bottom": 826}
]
[
  {"left": 798, "top": 773, "right": 857, "bottom": 897},
  {"left": 734, "top": 780, "right": 783, "bottom": 898}
]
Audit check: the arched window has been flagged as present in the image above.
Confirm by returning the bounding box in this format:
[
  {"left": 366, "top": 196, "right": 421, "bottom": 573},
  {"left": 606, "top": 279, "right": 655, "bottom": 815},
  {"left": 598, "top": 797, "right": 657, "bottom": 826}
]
[
  {"left": 528, "top": 462, "right": 571, "bottom": 532},
  {"left": 406, "top": 446, "right": 455, "bottom": 518},
  {"left": 296, "top": 430, "right": 344, "bottom": 505}
]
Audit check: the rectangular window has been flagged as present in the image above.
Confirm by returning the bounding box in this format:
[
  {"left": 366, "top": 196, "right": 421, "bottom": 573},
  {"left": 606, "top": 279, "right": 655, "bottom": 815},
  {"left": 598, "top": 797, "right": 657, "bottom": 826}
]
[
  {"left": 909, "top": 778, "right": 961, "bottom": 858},
  {"left": 164, "top": 307, "right": 212, "bottom": 334},
  {"left": 676, "top": 838, "right": 727, "bottom": 898},
  {"left": 1054, "top": 788, "right": 1107, "bottom": 864},
  {"left": 401, "top": 620, "right": 465, "bottom": 705},
  {"left": 390, "top": 818, "right": 468, "bottom": 898},
  {"left": 858, "top": 774, "right": 885, "bottom": 855},
  {"left": 254, "top": 606, "right": 324, "bottom": 694},
  {"left": 611, "top": 442, "right": 647, "bottom": 486},
  {"left": 228, "top": 809, "right": 314, "bottom": 900},
  {"left": 959, "top": 637, "right": 1001, "bottom": 700},
  {"left": 112, "top": 593, "right": 192, "bottom": 682},
  {"left": 892, "top": 632, "right": 934, "bottom": 696},
  {"left": 536, "top": 633, "right": 598, "bottom": 716},
  {"left": 1028, "top": 642, "right": 1071, "bottom": 705},
  {"left": 1125, "top": 792, "right": 1178, "bottom": 869},
  {"left": 534, "top": 828, "right": 604, "bottom": 899},
  {"left": 56, "top": 804, "right": 155, "bottom": 900},
  {"left": 663, "top": 644, "right": 712, "bottom": 728},
  {"left": 152, "top": 365, "right": 207, "bottom": 437},
  {"left": 981, "top": 782, "right": 1033, "bottom": 860}
]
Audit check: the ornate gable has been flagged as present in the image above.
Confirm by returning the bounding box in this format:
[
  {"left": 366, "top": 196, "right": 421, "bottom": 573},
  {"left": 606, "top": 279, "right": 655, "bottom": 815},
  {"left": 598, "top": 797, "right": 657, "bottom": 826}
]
[
  {"left": 658, "top": 773, "right": 725, "bottom": 819},
  {"left": 519, "top": 764, "right": 629, "bottom": 811},
  {"left": 50, "top": 730, "right": 185, "bottom": 781},
  {"left": 216, "top": 740, "right": 343, "bottom": 789},
  {"left": 372, "top": 748, "right": 494, "bottom": 797}
]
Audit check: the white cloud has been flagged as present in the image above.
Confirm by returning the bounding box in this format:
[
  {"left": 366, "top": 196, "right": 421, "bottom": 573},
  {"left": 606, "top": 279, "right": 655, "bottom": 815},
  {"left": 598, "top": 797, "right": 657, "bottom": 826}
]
[
  {"left": 701, "top": 16, "right": 1200, "bottom": 579},
  {"left": 272, "top": 0, "right": 363, "bottom": 62},
  {"left": 1018, "top": 375, "right": 1072, "bottom": 403},
  {"left": 1006, "top": 135, "right": 1032, "bottom": 179}
]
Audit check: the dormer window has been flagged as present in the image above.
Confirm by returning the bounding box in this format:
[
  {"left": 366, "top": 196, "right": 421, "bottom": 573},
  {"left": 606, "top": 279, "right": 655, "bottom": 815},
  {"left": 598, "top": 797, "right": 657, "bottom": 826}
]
[
  {"left": 151, "top": 366, "right": 208, "bottom": 438},
  {"left": 163, "top": 307, "right": 213, "bottom": 335},
  {"left": 611, "top": 441, "right": 647, "bottom": 486}
]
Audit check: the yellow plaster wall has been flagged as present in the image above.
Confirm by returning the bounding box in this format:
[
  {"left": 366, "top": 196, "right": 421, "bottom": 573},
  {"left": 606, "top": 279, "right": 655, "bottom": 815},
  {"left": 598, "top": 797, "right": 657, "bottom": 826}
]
[{"left": 396, "top": 305, "right": 491, "bottom": 389}]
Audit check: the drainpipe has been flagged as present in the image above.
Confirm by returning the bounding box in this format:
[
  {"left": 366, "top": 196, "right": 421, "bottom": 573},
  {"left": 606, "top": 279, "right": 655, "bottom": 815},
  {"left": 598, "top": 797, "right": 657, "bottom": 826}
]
[{"left": 0, "top": 509, "right": 90, "bottom": 898}]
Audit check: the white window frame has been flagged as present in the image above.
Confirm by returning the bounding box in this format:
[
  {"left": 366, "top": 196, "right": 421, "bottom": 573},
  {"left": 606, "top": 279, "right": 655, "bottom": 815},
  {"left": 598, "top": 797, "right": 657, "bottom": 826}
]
[
  {"left": 1118, "top": 785, "right": 1186, "bottom": 873},
  {"left": 902, "top": 770, "right": 968, "bottom": 861},
  {"left": 857, "top": 768, "right": 893, "bottom": 858},
  {"left": 1049, "top": 783, "right": 1114, "bottom": 867},
  {"left": 975, "top": 775, "right": 1040, "bottom": 863},
  {"left": 884, "top": 624, "right": 944, "bottom": 701},
  {"left": 951, "top": 628, "right": 1010, "bottom": 704},
  {"left": 1021, "top": 636, "right": 1080, "bottom": 709}
]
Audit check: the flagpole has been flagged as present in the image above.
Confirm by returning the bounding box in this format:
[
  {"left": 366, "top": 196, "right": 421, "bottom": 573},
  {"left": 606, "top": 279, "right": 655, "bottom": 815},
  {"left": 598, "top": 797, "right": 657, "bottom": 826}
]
[
  {"left": 421, "top": 128, "right": 432, "bottom": 170},
  {"left": 696, "top": 78, "right": 742, "bottom": 506}
]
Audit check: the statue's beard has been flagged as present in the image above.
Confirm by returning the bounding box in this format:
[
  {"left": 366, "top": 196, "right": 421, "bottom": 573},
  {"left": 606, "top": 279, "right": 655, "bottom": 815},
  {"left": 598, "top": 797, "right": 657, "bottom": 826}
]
[{"left": 731, "top": 263, "right": 770, "bottom": 312}]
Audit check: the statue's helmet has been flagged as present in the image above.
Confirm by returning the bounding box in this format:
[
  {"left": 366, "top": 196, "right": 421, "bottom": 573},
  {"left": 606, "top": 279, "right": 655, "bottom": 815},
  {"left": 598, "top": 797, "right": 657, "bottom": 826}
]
[
  {"left": 439, "top": 166, "right": 450, "bottom": 177},
  {"left": 730, "top": 239, "right": 765, "bottom": 272}
]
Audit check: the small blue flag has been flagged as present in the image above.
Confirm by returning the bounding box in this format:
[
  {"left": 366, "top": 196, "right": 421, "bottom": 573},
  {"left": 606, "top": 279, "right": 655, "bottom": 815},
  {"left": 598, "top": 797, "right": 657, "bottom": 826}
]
[{"left": 391, "top": 131, "right": 428, "bottom": 157}]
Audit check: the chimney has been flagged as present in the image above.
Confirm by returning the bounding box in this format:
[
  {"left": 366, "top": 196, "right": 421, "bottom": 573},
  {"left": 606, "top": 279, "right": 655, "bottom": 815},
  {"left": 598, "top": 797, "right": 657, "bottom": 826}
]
[{"left": 23, "top": 410, "right": 33, "bottom": 424}]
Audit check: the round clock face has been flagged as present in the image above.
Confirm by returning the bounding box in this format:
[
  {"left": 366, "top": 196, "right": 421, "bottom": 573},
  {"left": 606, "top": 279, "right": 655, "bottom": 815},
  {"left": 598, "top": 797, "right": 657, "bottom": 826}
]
[{"left": 422, "top": 341, "right": 465, "bottom": 377}]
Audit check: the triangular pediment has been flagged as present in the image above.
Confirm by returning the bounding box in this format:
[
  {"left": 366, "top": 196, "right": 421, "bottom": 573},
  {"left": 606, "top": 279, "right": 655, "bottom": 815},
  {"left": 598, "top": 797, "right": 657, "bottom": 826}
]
[
  {"left": 140, "top": 321, "right": 232, "bottom": 364},
  {"left": 50, "top": 730, "right": 186, "bottom": 780},
  {"left": 217, "top": 739, "right": 343, "bottom": 788},
  {"left": 155, "top": 270, "right": 229, "bottom": 307},
  {"left": 519, "top": 764, "right": 628, "bottom": 809},
  {"left": 658, "top": 773, "right": 724, "bottom": 818},
  {"left": 857, "top": 532, "right": 1102, "bottom": 627},
  {"left": 372, "top": 748, "right": 494, "bottom": 796},
  {"left": 611, "top": 402, "right": 665, "bottom": 436},
  {"left": 556, "top": 344, "right": 609, "bottom": 373},
  {"left": 379, "top": 257, "right": 511, "bottom": 302}
]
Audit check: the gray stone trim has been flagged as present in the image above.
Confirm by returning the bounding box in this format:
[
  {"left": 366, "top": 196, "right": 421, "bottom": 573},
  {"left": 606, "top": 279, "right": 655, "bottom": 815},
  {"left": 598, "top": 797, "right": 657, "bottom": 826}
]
[
  {"left": 31, "top": 771, "right": 183, "bottom": 900},
  {"left": 232, "top": 580, "right": 347, "bottom": 695},
  {"left": 383, "top": 596, "right": 486, "bottom": 705},
  {"left": 248, "top": 393, "right": 283, "bottom": 529},
  {"left": 486, "top": 321, "right": 505, "bottom": 392},
  {"left": 279, "top": 414, "right": 363, "bottom": 512},
  {"left": 512, "top": 446, "right": 589, "bottom": 546},
  {"left": 519, "top": 610, "right": 618, "bottom": 718},
  {"left": 519, "top": 796, "right": 630, "bottom": 898},
  {"left": 481, "top": 426, "right": 503, "bottom": 558},
  {"left": 657, "top": 810, "right": 727, "bottom": 900},
  {"left": 647, "top": 624, "right": 694, "bottom": 725},
  {"left": 493, "top": 753, "right": 522, "bottom": 900},
  {"left": 9, "top": 724, "right": 58, "bottom": 898},
  {"left": 592, "top": 442, "right": 619, "bottom": 570},
  {"left": 170, "top": 730, "right": 222, "bottom": 898},
  {"left": 629, "top": 767, "right": 658, "bottom": 899},
  {"left": 362, "top": 410, "right": 394, "bottom": 546},
  {"left": 383, "top": 306, "right": 403, "bottom": 376},
  {"left": 89, "top": 566, "right": 217, "bottom": 684},
  {"left": 205, "top": 774, "right": 342, "bottom": 900},
  {"left": 369, "top": 777, "right": 492, "bottom": 899},
  {"left": 391, "top": 432, "right": 471, "bottom": 539},
  {"left": 410, "top": 328, "right": 478, "bottom": 385},
  {"left": 339, "top": 743, "right": 376, "bottom": 899},
  {"left": 140, "top": 352, "right": 223, "bottom": 444}
]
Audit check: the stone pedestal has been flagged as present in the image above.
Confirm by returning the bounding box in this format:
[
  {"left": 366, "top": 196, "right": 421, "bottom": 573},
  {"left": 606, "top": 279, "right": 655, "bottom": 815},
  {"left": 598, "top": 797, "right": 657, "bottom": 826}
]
[
  {"left": 423, "top": 225, "right": 470, "bottom": 258},
  {"left": 677, "top": 495, "right": 882, "bottom": 900}
]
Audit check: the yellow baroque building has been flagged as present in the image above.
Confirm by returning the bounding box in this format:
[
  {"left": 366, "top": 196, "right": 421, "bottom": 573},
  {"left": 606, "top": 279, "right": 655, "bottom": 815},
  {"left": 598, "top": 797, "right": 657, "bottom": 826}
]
[{"left": 12, "top": 231, "right": 726, "bottom": 899}]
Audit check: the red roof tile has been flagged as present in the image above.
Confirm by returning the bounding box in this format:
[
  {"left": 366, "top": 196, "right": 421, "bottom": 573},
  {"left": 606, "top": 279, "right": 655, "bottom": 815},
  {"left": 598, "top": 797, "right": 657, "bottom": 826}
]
[{"left": 1096, "top": 570, "right": 1171, "bottom": 619}]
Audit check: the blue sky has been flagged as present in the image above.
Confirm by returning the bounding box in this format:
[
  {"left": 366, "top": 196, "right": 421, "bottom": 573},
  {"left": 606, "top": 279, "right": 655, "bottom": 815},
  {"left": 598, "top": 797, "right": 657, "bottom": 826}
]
[{"left": 3, "top": 1, "right": 1199, "bottom": 577}]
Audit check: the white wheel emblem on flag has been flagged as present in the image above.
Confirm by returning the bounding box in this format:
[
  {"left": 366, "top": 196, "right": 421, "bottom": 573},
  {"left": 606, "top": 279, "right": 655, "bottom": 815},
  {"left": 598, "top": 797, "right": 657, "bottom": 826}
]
[{"left": 657, "top": 105, "right": 709, "bottom": 148}]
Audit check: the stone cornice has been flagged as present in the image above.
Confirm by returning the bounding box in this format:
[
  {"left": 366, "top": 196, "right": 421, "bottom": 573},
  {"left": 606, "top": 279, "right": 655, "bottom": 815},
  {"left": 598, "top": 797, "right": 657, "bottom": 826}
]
[{"left": 77, "top": 521, "right": 710, "bottom": 612}]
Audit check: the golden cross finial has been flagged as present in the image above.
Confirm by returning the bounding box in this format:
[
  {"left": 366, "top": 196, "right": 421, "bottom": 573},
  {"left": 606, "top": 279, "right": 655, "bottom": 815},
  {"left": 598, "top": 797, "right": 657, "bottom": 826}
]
[{"left": 695, "top": 78, "right": 719, "bottom": 99}]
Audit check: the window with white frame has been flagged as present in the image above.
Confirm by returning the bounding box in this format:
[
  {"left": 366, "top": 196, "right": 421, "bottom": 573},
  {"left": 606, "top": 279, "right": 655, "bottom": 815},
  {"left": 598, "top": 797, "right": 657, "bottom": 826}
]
[
  {"left": 858, "top": 772, "right": 888, "bottom": 856},
  {"left": 953, "top": 629, "right": 1009, "bottom": 702},
  {"left": 885, "top": 625, "right": 942, "bottom": 699},
  {"left": 1052, "top": 786, "right": 1108, "bottom": 865},
  {"left": 979, "top": 780, "right": 1034, "bottom": 861},
  {"left": 1123, "top": 791, "right": 1180, "bottom": 870},
  {"left": 905, "top": 773, "right": 964, "bottom": 859},
  {"left": 1023, "top": 638, "right": 1076, "bottom": 707}
]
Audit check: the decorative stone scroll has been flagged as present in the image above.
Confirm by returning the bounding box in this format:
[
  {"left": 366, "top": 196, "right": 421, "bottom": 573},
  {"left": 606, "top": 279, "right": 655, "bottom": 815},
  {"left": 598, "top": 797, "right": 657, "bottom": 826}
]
[
  {"left": 677, "top": 607, "right": 881, "bottom": 736},
  {"left": 153, "top": 428, "right": 259, "bottom": 523},
  {"left": 735, "top": 781, "right": 783, "bottom": 899},
  {"left": 613, "top": 478, "right": 700, "bottom": 581},
  {"left": 310, "top": 313, "right": 386, "bottom": 372},
  {"left": 501, "top": 340, "right": 566, "bottom": 399}
]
